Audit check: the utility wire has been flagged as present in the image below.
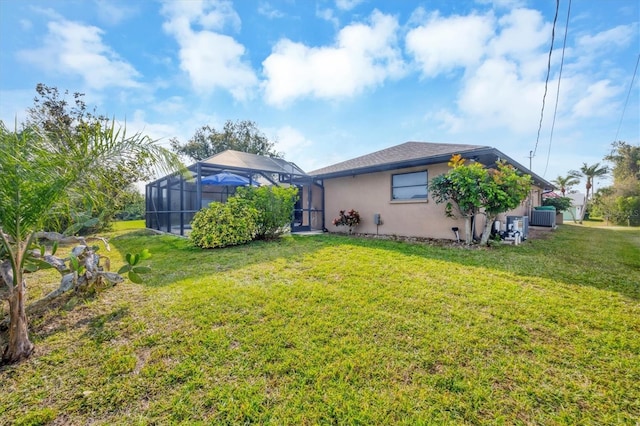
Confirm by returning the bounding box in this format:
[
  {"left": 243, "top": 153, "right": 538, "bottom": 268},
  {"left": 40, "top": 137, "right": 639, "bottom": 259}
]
[
  {"left": 543, "top": 0, "right": 571, "bottom": 177},
  {"left": 532, "top": 0, "right": 560, "bottom": 163},
  {"left": 613, "top": 53, "right": 640, "bottom": 144}
]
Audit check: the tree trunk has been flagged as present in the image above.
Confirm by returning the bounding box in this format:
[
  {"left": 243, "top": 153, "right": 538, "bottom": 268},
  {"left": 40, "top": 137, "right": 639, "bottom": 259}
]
[
  {"left": 2, "top": 277, "right": 34, "bottom": 364},
  {"left": 463, "top": 216, "right": 473, "bottom": 244},
  {"left": 480, "top": 214, "right": 496, "bottom": 246}
]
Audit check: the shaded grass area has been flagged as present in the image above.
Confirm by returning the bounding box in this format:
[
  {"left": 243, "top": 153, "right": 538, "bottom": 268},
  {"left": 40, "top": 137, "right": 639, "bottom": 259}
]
[{"left": 1, "top": 225, "right": 639, "bottom": 424}]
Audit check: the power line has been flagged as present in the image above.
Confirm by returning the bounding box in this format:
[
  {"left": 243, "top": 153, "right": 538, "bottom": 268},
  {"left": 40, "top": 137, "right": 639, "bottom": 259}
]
[
  {"left": 613, "top": 53, "right": 640, "bottom": 143},
  {"left": 532, "top": 0, "right": 560, "bottom": 163},
  {"left": 543, "top": 0, "right": 571, "bottom": 177}
]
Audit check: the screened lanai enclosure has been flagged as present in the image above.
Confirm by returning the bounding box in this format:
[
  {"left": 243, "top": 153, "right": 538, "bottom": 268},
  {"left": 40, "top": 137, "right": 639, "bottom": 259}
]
[{"left": 145, "top": 150, "right": 325, "bottom": 236}]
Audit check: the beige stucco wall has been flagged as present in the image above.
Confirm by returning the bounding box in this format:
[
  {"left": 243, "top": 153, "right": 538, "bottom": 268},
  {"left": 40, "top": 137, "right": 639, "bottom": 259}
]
[{"left": 323, "top": 163, "right": 544, "bottom": 240}]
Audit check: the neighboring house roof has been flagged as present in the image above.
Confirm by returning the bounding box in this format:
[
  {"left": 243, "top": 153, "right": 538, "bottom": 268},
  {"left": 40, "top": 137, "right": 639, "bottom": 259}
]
[
  {"left": 200, "top": 150, "right": 307, "bottom": 176},
  {"left": 309, "top": 141, "right": 554, "bottom": 189},
  {"left": 543, "top": 192, "right": 561, "bottom": 198}
]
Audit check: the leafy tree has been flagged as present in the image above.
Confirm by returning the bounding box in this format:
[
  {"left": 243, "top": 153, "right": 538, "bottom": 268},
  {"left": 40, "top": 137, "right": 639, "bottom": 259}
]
[
  {"left": 478, "top": 161, "right": 532, "bottom": 245},
  {"left": 604, "top": 141, "right": 640, "bottom": 182},
  {"left": 431, "top": 155, "right": 489, "bottom": 244},
  {"left": 552, "top": 174, "right": 580, "bottom": 197},
  {"left": 431, "top": 155, "right": 531, "bottom": 245},
  {"left": 0, "top": 121, "right": 181, "bottom": 364},
  {"left": 25, "top": 84, "right": 155, "bottom": 233},
  {"left": 170, "top": 120, "right": 282, "bottom": 162},
  {"left": 542, "top": 196, "right": 572, "bottom": 212}
]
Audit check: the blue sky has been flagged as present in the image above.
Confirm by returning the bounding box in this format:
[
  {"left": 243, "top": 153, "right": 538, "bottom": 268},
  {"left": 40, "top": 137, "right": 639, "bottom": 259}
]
[{"left": 1, "top": 0, "right": 638, "bottom": 188}]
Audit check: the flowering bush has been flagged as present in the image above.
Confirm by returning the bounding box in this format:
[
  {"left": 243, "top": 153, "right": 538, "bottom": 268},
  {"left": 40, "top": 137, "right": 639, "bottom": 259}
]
[{"left": 332, "top": 209, "right": 361, "bottom": 233}]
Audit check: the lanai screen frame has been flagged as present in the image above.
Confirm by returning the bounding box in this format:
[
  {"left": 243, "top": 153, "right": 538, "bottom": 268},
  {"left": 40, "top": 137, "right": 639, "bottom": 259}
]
[{"left": 145, "top": 153, "right": 324, "bottom": 236}]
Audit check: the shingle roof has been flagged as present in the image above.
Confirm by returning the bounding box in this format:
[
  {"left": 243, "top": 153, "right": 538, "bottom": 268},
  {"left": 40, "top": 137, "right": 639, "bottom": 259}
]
[{"left": 309, "top": 142, "right": 490, "bottom": 177}]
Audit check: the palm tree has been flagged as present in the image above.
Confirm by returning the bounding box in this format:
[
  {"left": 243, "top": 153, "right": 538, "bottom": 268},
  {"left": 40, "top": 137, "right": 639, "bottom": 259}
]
[
  {"left": 0, "top": 121, "right": 182, "bottom": 364},
  {"left": 552, "top": 174, "right": 580, "bottom": 196},
  {"left": 569, "top": 162, "right": 609, "bottom": 222},
  {"left": 570, "top": 162, "right": 609, "bottom": 201}
]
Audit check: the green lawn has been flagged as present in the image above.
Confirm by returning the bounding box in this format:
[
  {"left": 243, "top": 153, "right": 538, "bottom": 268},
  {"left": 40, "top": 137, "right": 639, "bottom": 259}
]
[
  {"left": 111, "top": 219, "right": 146, "bottom": 231},
  {"left": 1, "top": 224, "right": 639, "bottom": 425}
]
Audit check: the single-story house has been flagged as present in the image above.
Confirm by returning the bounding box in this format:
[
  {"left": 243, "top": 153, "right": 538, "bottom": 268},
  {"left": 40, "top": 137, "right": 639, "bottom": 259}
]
[
  {"left": 308, "top": 142, "right": 554, "bottom": 240},
  {"left": 562, "top": 192, "right": 586, "bottom": 222},
  {"left": 145, "top": 141, "right": 554, "bottom": 240}
]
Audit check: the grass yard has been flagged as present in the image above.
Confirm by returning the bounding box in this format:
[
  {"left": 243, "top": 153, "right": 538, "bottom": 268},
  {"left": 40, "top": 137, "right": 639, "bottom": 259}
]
[{"left": 1, "top": 224, "right": 639, "bottom": 425}]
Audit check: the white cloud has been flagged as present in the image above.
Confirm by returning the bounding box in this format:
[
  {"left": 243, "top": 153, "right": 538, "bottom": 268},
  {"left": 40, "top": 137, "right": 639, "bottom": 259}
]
[
  {"left": 19, "top": 19, "right": 32, "bottom": 30},
  {"left": 336, "top": 0, "right": 364, "bottom": 11},
  {"left": 95, "top": 0, "right": 137, "bottom": 25},
  {"left": 406, "top": 11, "right": 495, "bottom": 77},
  {"left": 457, "top": 58, "right": 545, "bottom": 133},
  {"left": 411, "top": 7, "right": 565, "bottom": 135},
  {"left": 162, "top": 0, "right": 240, "bottom": 33},
  {"left": 426, "top": 6, "right": 632, "bottom": 137},
  {"left": 488, "top": 9, "right": 550, "bottom": 63},
  {"left": 178, "top": 31, "right": 257, "bottom": 99},
  {"left": 151, "top": 96, "right": 187, "bottom": 115},
  {"left": 577, "top": 24, "right": 637, "bottom": 52},
  {"left": 258, "top": 2, "right": 284, "bottom": 19},
  {"left": 17, "top": 19, "right": 140, "bottom": 90},
  {"left": 161, "top": 0, "right": 257, "bottom": 100},
  {"left": 262, "top": 10, "right": 405, "bottom": 106},
  {"left": 429, "top": 109, "right": 464, "bottom": 133},
  {"left": 316, "top": 7, "right": 339, "bottom": 28},
  {"left": 273, "top": 125, "right": 313, "bottom": 157},
  {"left": 572, "top": 80, "right": 621, "bottom": 118},
  {"left": 475, "top": 0, "right": 526, "bottom": 9},
  {"left": 125, "top": 110, "right": 181, "bottom": 143}
]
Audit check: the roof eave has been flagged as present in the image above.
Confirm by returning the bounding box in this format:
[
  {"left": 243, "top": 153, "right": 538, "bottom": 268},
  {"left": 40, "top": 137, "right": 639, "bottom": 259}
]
[
  {"left": 310, "top": 147, "right": 495, "bottom": 179},
  {"left": 310, "top": 146, "right": 555, "bottom": 190}
]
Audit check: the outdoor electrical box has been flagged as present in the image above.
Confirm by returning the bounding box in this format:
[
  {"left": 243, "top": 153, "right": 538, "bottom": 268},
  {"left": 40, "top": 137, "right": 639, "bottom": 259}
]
[{"left": 373, "top": 213, "right": 382, "bottom": 225}]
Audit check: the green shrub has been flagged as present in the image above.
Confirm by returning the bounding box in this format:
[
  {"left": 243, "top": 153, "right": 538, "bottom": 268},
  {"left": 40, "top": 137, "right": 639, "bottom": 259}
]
[
  {"left": 235, "top": 186, "right": 298, "bottom": 240},
  {"left": 190, "top": 198, "right": 258, "bottom": 248},
  {"left": 542, "top": 196, "right": 572, "bottom": 212}
]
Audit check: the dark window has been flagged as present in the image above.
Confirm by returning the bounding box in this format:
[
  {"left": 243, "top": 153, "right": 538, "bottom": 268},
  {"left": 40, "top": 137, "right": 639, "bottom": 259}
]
[{"left": 391, "top": 171, "right": 428, "bottom": 200}]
